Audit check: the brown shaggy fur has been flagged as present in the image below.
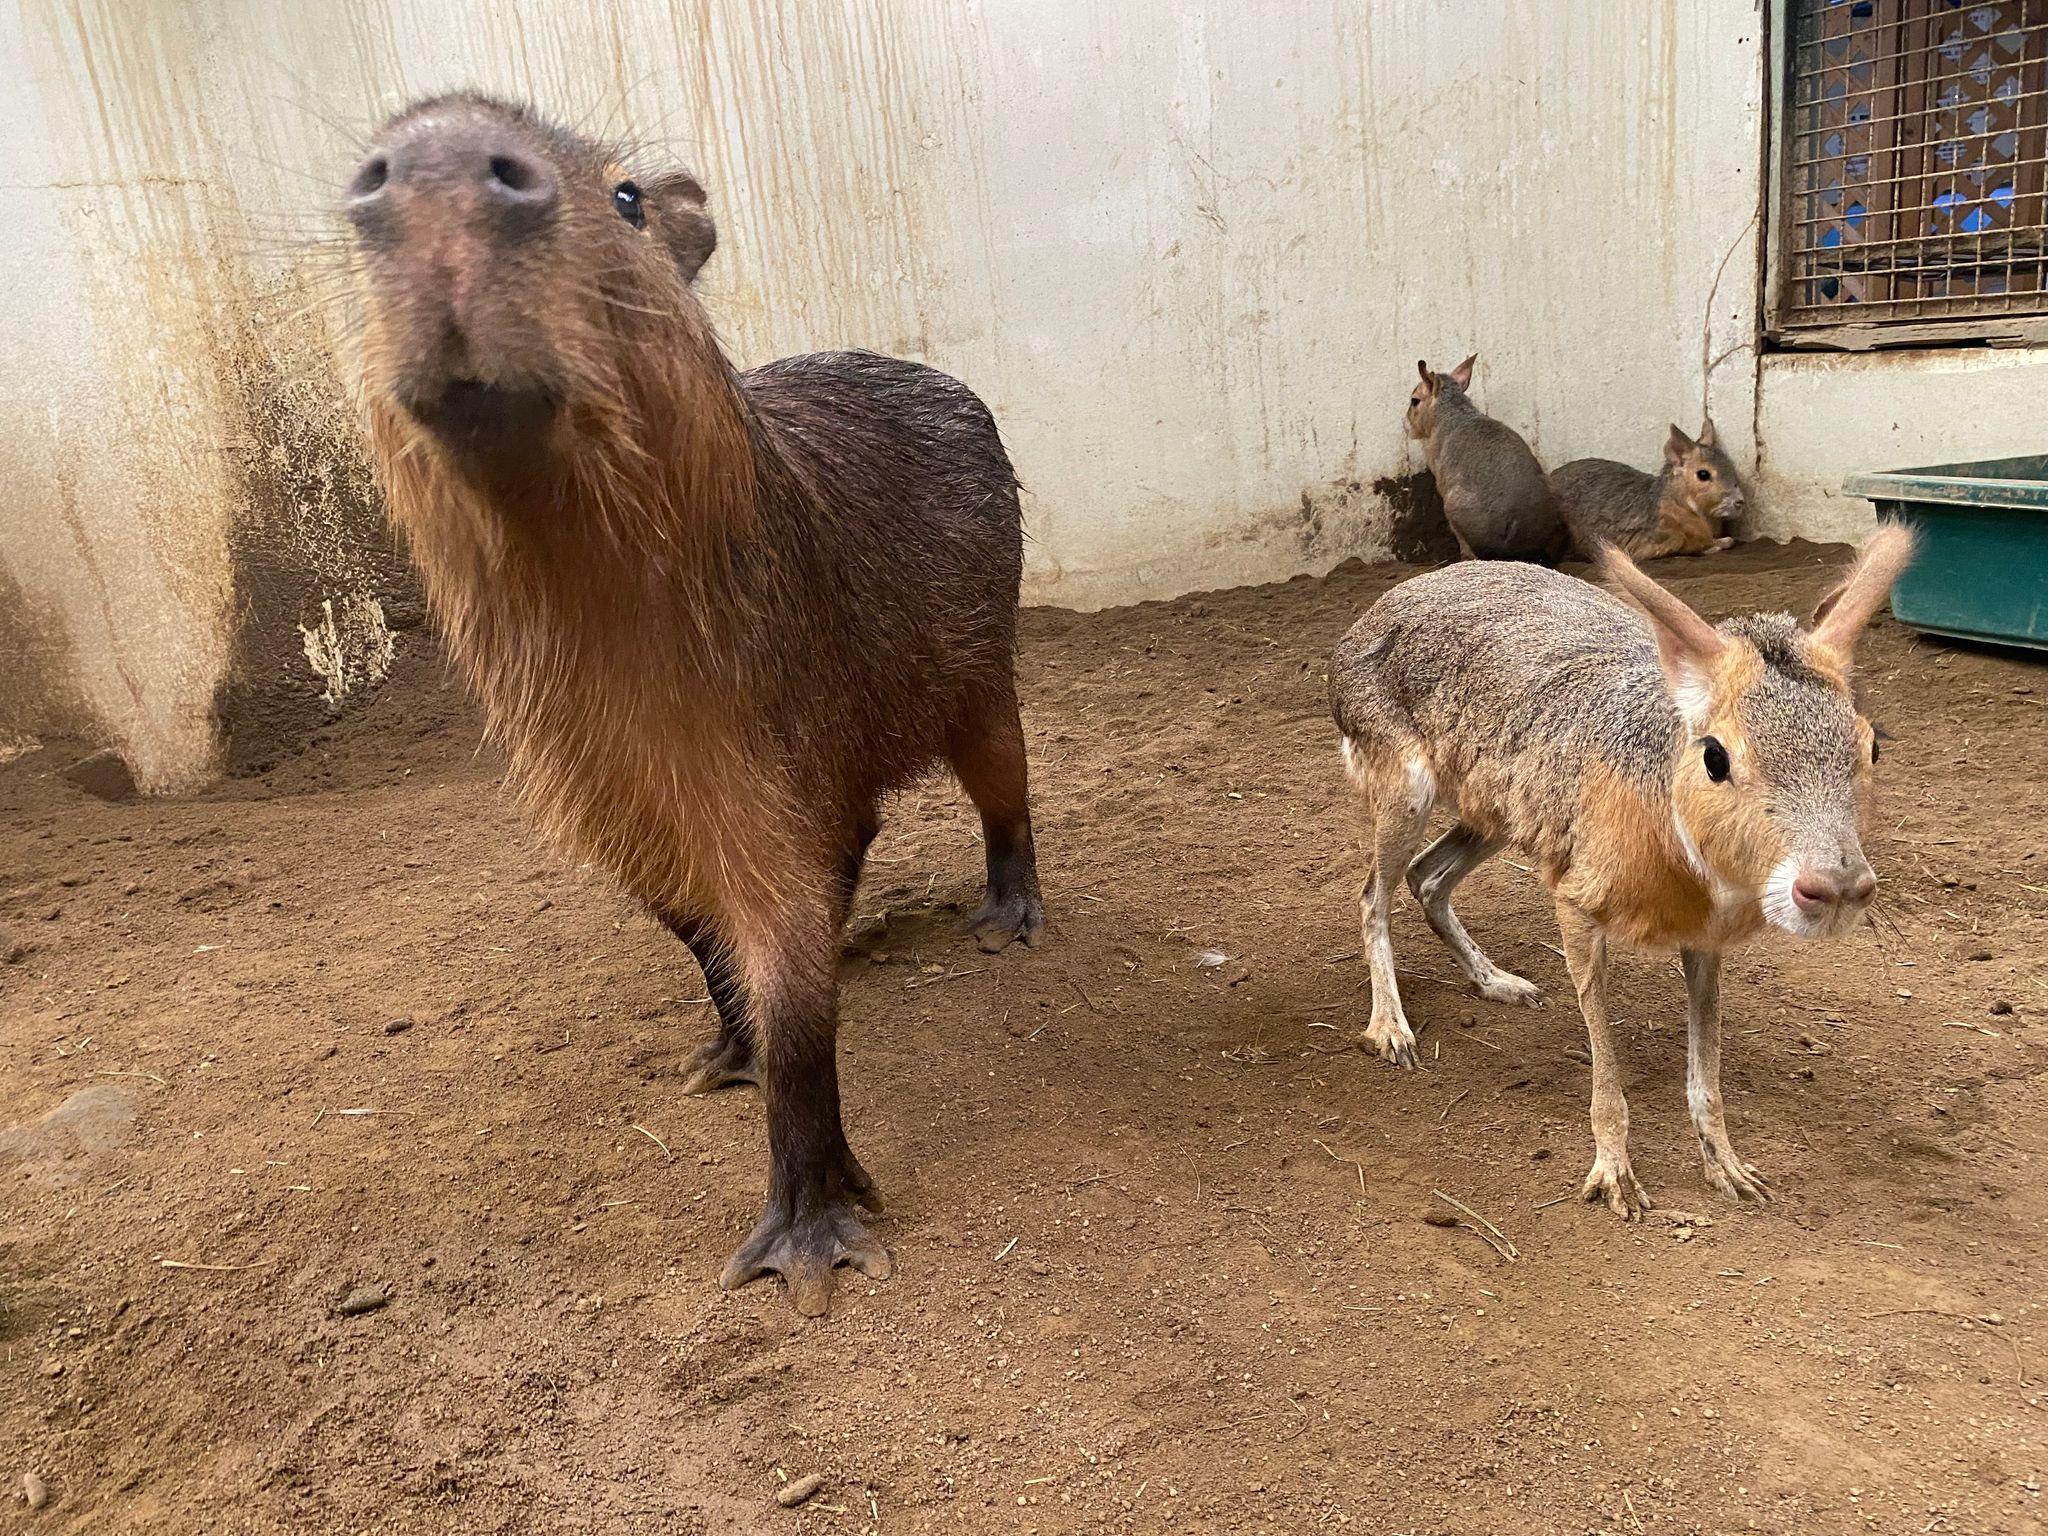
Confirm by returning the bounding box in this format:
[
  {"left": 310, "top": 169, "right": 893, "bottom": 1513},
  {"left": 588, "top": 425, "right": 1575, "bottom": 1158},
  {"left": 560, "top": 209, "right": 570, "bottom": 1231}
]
[{"left": 344, "top": 94, "right": 1045, "bottom": 1316}]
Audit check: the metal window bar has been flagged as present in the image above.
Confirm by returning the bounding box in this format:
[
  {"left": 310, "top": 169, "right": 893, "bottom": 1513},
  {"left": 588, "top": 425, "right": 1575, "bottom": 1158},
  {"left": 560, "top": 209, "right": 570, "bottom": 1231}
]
[{"left": 1776, "top": 0, "right": 2048, "bottom": 336}]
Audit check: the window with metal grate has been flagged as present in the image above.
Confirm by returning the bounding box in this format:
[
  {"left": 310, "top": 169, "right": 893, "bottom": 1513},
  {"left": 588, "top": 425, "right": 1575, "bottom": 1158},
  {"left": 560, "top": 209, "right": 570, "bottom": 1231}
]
[{"left": 1773, "top": 0, "right": 2048, "bottom": 347}]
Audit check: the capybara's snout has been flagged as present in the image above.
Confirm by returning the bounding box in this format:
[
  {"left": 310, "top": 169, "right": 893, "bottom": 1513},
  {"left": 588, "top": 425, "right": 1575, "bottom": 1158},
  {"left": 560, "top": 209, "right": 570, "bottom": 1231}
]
[{"left": 348, "top": 108, "right": 559, "bottom": 246}]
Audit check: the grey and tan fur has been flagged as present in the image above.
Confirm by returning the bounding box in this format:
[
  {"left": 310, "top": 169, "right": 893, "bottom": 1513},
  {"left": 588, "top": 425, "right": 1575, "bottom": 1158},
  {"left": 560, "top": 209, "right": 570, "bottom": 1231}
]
[
  {"left": 1406, "top": 355, "right": 1569, "bottom": 563},
  {"left": 1328, "top": 526, "right": 1914, "bottom": 1216},
  {"left": 1554, "top": 419, "right": 1747, "bottom": 560}
]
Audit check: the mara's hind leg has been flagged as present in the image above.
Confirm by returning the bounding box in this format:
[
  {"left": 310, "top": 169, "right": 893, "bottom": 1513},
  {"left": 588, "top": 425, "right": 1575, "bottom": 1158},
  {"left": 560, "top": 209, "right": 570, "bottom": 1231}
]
[
  {"left": 947, "top": 689, "right": 1046, "bottom": 953},
  {"left": 1347, "top": 742, "right": 1435, "bottom": 1070},
  {"left": 1406, "top": 825, "right": 1545, "bottom": 1008}
]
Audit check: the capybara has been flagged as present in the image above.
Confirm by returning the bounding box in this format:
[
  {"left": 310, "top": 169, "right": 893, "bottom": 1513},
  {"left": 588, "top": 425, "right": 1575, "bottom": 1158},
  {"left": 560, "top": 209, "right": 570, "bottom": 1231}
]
[
  {"left": 342, "top": 94, "right": 1045, "bottom": 1315},
  {"left": 1554, "top": 418, "right": 1746, "bottom": 560},
  {"left": 1405, "top": 355, "right": 1568, "bottom": 562},
  {"left": 1329, "top": 526, "right": 1915, "bottom": 1217}
]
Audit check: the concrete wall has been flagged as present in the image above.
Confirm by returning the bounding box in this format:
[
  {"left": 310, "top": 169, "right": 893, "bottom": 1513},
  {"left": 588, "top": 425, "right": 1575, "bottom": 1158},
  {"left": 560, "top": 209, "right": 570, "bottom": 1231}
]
[
  {"left": 0, "top": 0, "right": 1837, "bottom": 791},
  {"left": 1753, "top": 350, "right": 2048, "bottom": 543}
]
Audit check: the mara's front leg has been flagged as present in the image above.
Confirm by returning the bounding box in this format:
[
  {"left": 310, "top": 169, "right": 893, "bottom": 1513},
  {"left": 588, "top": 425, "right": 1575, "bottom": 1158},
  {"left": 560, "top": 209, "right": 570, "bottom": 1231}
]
[
  {"left": 1557, "top": 900, "right": 1651, "bottom": 1220},
  {"left": 1682, "top": 948, "right": 1773, "bottom": 1204},
  {"left": 718, "top": 888, "right": 890, "bottom": 1316}
]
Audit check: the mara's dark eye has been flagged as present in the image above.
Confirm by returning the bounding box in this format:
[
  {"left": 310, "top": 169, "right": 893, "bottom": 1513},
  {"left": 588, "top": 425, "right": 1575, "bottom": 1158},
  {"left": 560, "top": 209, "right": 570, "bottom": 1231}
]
[
  {"left": 1696, "top": 468, "right": 1712, "bottom": 481},
  {"left": 612, "top": 181, "right": 645, "bottom": 229},
  {"left": 1702, "top": 736, "right": 1731, "bottom": 783}
]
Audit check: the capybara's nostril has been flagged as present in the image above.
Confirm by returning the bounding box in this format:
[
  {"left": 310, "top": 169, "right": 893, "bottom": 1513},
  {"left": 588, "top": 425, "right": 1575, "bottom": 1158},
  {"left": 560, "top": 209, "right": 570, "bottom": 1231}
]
[
  {"left": 348, "top": 154, "right": 390, "bottom": 203},
  {"left": 1843, "top": 867, "right": 1877, "bottom": 905},
  {"left": 483, "top": 149, "right": 555, "bottom": 208}
]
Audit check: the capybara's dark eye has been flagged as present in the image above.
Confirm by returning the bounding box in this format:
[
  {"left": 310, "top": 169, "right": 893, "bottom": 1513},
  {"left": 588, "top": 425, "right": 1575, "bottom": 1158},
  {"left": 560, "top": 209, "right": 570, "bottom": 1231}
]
[
  {"left": 1702, "top": 737, "right": 1731, "bottom": 783},
  {"left": 1696, "top": 468, "right": 1712, "bottom": 481},
  {"left": 613, "top": 181, "right": 645, "bottom": 229}
]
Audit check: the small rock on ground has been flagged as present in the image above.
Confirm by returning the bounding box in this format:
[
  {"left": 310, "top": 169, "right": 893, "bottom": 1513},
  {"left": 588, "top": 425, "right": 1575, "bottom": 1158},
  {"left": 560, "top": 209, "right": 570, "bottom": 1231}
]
[
  {"left": 776, "top": 1473, "right": 825, "bottom": 1508},
  {"left": 335, "top": 1282, "right": 391, "bottom": 1317},
  {"left": 23, "top": 1472, "right": 48, "bottom": 1510}
]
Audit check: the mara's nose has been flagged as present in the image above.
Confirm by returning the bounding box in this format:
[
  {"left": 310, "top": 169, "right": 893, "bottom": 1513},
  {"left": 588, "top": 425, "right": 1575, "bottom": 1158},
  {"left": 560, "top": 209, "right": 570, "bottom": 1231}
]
[
  {"left": 1793, "top": 862, "right": 1877, "bottom": 913},
  {"left": 348, "top": 129, "right": 557, "bottom": 228}
]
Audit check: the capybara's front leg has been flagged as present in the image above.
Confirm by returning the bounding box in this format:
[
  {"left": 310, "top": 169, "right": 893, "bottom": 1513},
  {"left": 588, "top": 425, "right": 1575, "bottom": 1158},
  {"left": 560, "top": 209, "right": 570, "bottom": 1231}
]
[
  {"left": 719, "top": 904, "right": 889, "bottom": 1316},
  {"left": 949, "top": 694, "right": 1045, "bottom": 953}
]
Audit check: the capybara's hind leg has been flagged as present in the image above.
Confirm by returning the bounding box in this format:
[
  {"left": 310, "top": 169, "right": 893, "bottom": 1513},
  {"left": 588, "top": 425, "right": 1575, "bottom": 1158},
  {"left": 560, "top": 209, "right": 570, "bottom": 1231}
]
[
  {"left": 834, "top": 811, "right": 880, "bottom": 929},
  {"left": 948, "top": 697, "right": 1045, "bottom": 953},
  {"left": 1406, "top": 825, "right": 1545, "bottom": 1008},
  {"left": 1351, "top": 747, "right": 1433, "bottom": 1070},
  {"left": 665, "top": 915, "right": 759, "bottom": 1094},
  {"left": 720, "top": 897, "right": 890, "bottom": 1317}
]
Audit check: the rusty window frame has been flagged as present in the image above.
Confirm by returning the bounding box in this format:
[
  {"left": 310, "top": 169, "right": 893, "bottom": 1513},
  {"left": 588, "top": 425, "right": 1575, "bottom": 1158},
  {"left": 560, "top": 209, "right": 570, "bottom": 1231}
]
[{"left": 1768, "top": 0, "right": 2048, "bottom": 350}]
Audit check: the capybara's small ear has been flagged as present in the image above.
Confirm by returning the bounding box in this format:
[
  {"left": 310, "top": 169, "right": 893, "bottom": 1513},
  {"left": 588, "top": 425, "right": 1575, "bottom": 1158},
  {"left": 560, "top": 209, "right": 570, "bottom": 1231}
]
[
  {"left": 1450, "top": 353, "right": 1477, "bottom": 390},
  {"left": 645, "top": 170, "right": 717, "bottom": 283}
]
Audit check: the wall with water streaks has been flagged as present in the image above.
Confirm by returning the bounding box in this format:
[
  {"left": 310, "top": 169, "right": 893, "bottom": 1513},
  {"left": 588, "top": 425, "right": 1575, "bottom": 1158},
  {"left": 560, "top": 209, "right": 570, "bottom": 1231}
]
[{"left": 0, "top": 0, "right": 1771, "bottom": 788}]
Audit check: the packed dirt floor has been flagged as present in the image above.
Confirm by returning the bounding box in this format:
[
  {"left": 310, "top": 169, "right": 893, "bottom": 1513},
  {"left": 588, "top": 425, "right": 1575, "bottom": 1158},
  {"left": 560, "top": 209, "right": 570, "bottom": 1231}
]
[{"left": 3, "top": 541, "right": 2045, "bottom": 1535}]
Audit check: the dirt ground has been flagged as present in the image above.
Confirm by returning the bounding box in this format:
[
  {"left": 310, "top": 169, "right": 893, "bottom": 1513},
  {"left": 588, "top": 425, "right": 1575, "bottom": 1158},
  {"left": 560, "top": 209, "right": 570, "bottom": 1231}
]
[{"left": 3, "top": 541, "right": 2045, "bottom": 1535}]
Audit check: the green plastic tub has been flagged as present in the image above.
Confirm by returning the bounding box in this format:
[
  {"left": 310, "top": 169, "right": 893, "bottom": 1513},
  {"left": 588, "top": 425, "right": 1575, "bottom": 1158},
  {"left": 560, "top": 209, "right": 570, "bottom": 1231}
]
[{"left": 1842, "top": 454, "right": 2048, "bottom": 653}]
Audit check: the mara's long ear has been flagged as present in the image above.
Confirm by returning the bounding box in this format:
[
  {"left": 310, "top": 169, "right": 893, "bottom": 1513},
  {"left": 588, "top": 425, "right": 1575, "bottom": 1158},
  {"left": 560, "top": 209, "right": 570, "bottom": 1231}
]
[
  {"left": 1602, "top": 542, "right": 1728, "bottom": 718},
  {"left": 1664, "top": 423, "right": 1693, "bottom": 465},
  {"left": 1698, "top": 416, "right": 1719, "bottom": 448},
  {"left": 1811, "top": 521, "right": 1917, "bottom": 661},
  {"left": 1416, "top": 358, "right": 1434, "bottom": 391},
  {"left": 645, "top": 170, "right": 717, "bottom": 283},
  {"left": 1450, "top": 353, "right": 1477, "bottom": 390}
]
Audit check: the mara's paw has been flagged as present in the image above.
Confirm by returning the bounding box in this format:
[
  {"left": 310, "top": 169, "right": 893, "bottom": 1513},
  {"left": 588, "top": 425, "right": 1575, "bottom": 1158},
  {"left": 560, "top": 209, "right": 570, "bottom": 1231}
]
[
  {"left": 720, "top": 1193, "right": 891, "bottom": 1318},
  {"left": 1699, "top": 1138, "right": 1774, "bottom": 1205},
  {"left": 679, "top": 1028, "right": 759, "bottom": 1095},
  {"left": 964, "top": 890, "right": 1045, "bottom": 954},
  {"left": 1362, "top": 1015, "right": 1419, "bottom": 1071},
  {"left": 1475, "top": 970, "right": 1545, "bottom": 1009},
  {"left": 1581, "top": 1150, "right": 1653, "bottom": 1222}
]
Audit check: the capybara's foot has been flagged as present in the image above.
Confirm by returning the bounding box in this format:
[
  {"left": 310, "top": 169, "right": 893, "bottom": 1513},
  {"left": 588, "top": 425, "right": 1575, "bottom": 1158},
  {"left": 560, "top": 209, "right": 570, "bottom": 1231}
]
[
  {"left": 679, "top": 1026, "right": 758, "bottom": 1095},
  {"left": 1698, "top": 1136, "right": 1773, "bottom": 1205},
  {"left": 1474, "top": 969, "right": 1545, "bottom": 1008},
  {"left": 1362, "top": 1013, "right": 1419, "bottom": 1071},
  {"left": 1582, "top": 1148, "right": 1653, "bottom": 1221},
  {"left": 965, "top": 889, "right": 1045, "bottom": 954},
  {"left": 720, "top": 1173, "right": 890, "bottom": 1318}
]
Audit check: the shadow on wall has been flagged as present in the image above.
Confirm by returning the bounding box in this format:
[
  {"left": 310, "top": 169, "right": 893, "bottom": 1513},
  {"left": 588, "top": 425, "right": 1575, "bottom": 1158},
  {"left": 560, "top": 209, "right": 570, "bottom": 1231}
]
[
  {"left": 0, "top": 561, "right": 94, "bottom": 757},
  {"left": 1370, "top": 472, "right": 1464, "bottom": 565},
  {"left": 209, "top": 310, "right": 424, "bottom": 778}
]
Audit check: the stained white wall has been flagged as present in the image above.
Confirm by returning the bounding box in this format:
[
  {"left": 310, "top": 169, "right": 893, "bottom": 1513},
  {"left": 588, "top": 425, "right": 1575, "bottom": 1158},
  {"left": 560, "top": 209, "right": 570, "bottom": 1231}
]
[
  {"left": 1754, "top": 350, "right": 2048, "bottom": 542},
  {"left": 3, "top": 0, "right": 1774, "bottom": 787}
]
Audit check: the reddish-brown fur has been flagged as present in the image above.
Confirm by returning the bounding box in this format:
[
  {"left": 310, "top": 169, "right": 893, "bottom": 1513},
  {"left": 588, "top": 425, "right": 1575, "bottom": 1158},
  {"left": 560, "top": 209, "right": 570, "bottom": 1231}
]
[{"left": 343, "top": 95, "right": 1045, "bottom": 1315}]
